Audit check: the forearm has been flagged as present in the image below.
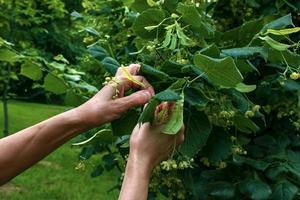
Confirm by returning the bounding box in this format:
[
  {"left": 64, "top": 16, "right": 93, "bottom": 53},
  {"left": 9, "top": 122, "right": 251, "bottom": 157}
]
[
  {"left": 0, "top": 108, "right": 87, "bottom": 185},
  {"left": 119, "top": 156, "right": 152, "bottom": 200}
]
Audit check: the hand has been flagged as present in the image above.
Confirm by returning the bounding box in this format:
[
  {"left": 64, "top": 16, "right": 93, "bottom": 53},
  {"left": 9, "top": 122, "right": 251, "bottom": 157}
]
[
  {"left": 128, "top": 103, "right": 185, "bottom": 174},
  {"left": 75, "top": 64, "right": 154, "bottom": 129}
]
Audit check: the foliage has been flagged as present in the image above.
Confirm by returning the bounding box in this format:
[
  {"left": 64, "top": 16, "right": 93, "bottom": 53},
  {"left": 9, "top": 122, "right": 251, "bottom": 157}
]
[{"left": 1, "top": 0, "right": 300, "bottom": 199}]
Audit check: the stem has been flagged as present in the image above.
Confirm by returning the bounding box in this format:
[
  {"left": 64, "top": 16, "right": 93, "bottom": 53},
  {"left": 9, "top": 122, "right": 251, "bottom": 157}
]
[{"left": 187, "top": 72, "right": 205, "bottom": 87}]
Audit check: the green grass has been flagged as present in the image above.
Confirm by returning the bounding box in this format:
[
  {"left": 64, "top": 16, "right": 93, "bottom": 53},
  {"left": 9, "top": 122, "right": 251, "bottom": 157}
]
[{"left": 0, "top": 101, "right": 119, "bottom": 200}]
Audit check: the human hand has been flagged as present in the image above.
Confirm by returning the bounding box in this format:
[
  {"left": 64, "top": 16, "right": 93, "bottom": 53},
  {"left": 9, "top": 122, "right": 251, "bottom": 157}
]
[
  {"left": 75, "top": 64, "right": 154, "bottom": 129},
  {"left": 128, "top": 103, "right": 185, "bottom": 175}
]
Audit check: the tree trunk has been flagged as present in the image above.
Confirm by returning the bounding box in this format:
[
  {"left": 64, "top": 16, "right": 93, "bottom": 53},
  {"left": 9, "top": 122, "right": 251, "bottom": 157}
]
[{"left": 2, "top": 65, "right": 10, "bottom": 137}]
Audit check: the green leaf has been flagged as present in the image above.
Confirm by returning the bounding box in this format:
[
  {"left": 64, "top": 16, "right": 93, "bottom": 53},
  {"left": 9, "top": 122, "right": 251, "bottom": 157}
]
[
  {"left": 154, "top": 89, "right": 181, "bottom": 101},
  {"left": 199, "top": 44, "right": 220, "bottom": 58},
  {"left": 132, "top": 9, "right": 165, "bottom": 39},
  {"left": 261, "top": 14, "right": 294, "bottom": 33},
  {"left": 131, "top": 0, "right": 150, "bottom": 12},
  {"left": 271, "top": 180, "right": 298, "bottom": 200},
  {"left": 202, "top": 129, "right": 233, "bottom": 163},
  {"left": 84, "top": 27, "right": 100, "bottom": 36},
  {"left": 259, "top": 36, "right": 291, "bottom": 51},
  {"left": 235, "top": 83, "right": 257, "bottom": 93},
  {"left": 177, "top": 3, "right": 215, "bottom": 38},
  {"left": 64, "top": 90, "right": 83, "bottom": 107},
  {"left": 87, "top": 45, "right": 109, "bottom": 61},
  {"left": 207, "top": 182, "right": 235, "bottom": 199},
  {"left": 265, "top": 27, "right": 300, "bottom": 35},
  {"left": 180, "top": 109, "right": 212, "bottom": 157},
  {"left": 161, "top": 95, "right": 184, "bottom": 135},
  {"left": 233, "top": 155, "right": 270, "bottom": 171},
  {"left": 100, "top": 57, "right": 120, "bottom": 75},
  {"left": 221, "top": 47, "right": 268, "bottom": 61},
  {"left": 0, "top": 48, "right": 18, "bottom": 63},
  {"left": 234, "top": 114, "right": 260, "bottom": 133},
  {"left": 44, "top": 73, "right": 68, "bottom": 94},
  {"left": 138, "top": 99, "right": 159, "bottom": 124},
  {"left": 112, "top": 110, "right": 139, "bottom": 136},
  {"left": 194, "top": 54, "right": 243, "bottom": 87},
  {"left": 140, "top": 64, "right": 171, "bottom": 80},
  {"left": 239, "top": 179, "right": 272, "bottom": 200},
  {"left": 20, "top": 61, "right": 43, "bottom": 81},
  {"left": 184, "top": 87, "right": 208, "bottom": 107},
  {"left": 268, "top": 49, "right": 300, "bottom": 67}
]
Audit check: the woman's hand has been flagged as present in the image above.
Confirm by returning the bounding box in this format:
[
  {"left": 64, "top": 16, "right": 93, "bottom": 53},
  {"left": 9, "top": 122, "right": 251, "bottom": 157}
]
[
  {"left": 119, "top": 103, "right": 185, "bottom": 200},
  {"left": 75, "top": 64, "right": 154, "bottom": 129}
]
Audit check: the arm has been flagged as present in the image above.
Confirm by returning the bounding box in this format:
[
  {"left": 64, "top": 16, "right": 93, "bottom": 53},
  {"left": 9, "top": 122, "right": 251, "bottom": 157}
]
[
  {"left": 119, "top": 108, "right": 185, "bottom": 200},
  {"left": 0, "top": 64, "right": 154, "bottom": 185}
]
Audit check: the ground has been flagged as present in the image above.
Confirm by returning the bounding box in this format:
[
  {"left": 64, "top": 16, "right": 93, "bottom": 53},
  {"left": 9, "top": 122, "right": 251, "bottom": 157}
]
[{"left": 0, "top": 101, "right": 119, "bottom": 200}]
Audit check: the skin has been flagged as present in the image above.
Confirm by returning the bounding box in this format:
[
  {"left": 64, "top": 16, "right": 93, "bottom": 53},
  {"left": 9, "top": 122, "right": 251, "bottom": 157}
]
[{"left": 0, "top": 64, "right": 185, "bottom": 200}]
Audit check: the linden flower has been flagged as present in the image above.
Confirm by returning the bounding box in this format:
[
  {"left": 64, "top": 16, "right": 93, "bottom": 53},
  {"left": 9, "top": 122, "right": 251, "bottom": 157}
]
[{"left": 290, "top": 72, "right": 299, "bottom": 80}]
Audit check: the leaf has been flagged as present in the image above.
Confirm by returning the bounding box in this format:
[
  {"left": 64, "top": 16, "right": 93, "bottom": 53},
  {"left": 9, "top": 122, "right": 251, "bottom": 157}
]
[
  {"left": 100, "top": 57, "right": 120, "bottom": 75},
  {"left": 112, "top": 110, "right": 139, "bottom": 136},
  {"left": 138, "top": 99, "right": 159, "bottom": 124},
  {"left": 207, "top": 182, "right": 235, "bottom": 199},
  {"left": 0, "top": 48, "right": 18, "bottom": 63},
  {"left": 44, "top": 73, "right": 68, "bottom": 94},
  {"left": 121, "top": 66, "right": 146, "bottom": 88},
  {"left": 154, "top": 89, "right": 182, "bottom": 101},
  {"left": 235, "top": 83, "right": 257, "bottom": 93},
  {"left": 140, "top": 64, "right": 171, "bottom": 80},
  {"left": 64, "top": 90, "right": 83, "bottom": 106},
  {"left": 20, "top": 61, "right": 43, "bottom": 81},
  {"left": 271, "top": 180, "right": 298, "bottom": 200},
  {"left": 199, "top": 44, "right": 220, "bottom": 58},
  {"left": 132, "top": 9, "right": 165, "bottom": 39},
  {"left": 87, "top": 45, "right": 109, "bottom": 61},
  {"left": 184, "top": 87, "right": 208, "bottom": 107},
  {"left": 261, "top": 14, "right": 294, "bottom": 33},
  {"left": 161, "top": 95, "right": 184, "bottom": 135},
  {"left": 259, "top": 36, "right": 291, "bottom": 51},
  {"left": 233, "top": 155, "right": 270, "bottom": 171},
  {"left": 201, "top": 129, "right": 233, "bottom": 163},
  {"left": 234, "top": 114, "right": 260, "bottom": 133},
  {"left": 221, "top": 47, "right": 268, "bottom": 61},
  {"left": 84, "top": 27, "right": 100, "bottom": 36},
  {"left": 177, "top": 3, "right": 215, "bottom": 38},
  {"left": 131, "top": 0, "right": 150, "bottom": 12},
  {"left": 265, "top": 27, "right": 300, "bottom": 35},
  {"left": 239, "top": 179, "right": 272, "bottom": 200},
  {"left": 180, "top": 109, "right": 212, "bottom": 157},
  {"left": 194, "top": 54, "right": 243, "bottom": 87}
]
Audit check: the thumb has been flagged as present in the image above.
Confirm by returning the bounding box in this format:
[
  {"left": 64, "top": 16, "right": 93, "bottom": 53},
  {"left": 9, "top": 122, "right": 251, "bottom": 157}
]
[{"left": 115, "top": 90, "right": 152, "bottom": 111}]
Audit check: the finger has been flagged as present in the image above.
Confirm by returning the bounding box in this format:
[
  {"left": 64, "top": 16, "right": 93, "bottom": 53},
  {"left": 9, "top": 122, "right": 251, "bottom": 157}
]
[
  {"left": 115, "top": 64, "right": 141, "bottom": 76},
  {"left": 114, "top": 89, "right": 153, "bottom": 112}
]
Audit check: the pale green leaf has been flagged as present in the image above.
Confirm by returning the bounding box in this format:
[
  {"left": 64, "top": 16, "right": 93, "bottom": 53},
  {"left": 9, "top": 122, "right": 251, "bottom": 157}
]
[
  {"left": 44, "top": 73, "right": 68, "bottom": 94},
  {"left": 265, "top": 27, "right": 300, "bottom": 35},
  {"left": 194, "top": 54, "right": 243, "bottom": 87},
  {"left": 259, "top": 36, "right": 291, "bottom": 51},
  {"left": 161, "top": 95, "right": 184, "bottom": 135},
  {"left": 235, "top": 83, "right": 257, "bottom": 93},
  {"left": 20, "top": 61, "right": 43, "bottom": 81}
]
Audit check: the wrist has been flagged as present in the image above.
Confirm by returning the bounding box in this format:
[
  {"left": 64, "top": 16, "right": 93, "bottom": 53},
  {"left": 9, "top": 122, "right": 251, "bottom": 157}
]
[{"left": 126, "top": 154, "right": 153, "bottom": 179}]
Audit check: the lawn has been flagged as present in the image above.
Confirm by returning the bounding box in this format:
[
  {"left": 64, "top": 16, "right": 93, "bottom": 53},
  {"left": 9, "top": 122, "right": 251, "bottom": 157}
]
[{"left": 0, "top": 101, "right": 120, "bottom": 200}]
